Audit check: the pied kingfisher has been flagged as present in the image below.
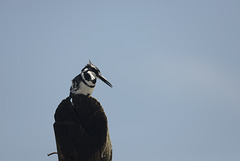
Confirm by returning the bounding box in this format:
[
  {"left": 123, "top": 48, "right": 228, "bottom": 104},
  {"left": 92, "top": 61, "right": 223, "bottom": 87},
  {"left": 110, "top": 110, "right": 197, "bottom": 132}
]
[{"left": 70, "top": 61, "right": 112, "bottom": 96}]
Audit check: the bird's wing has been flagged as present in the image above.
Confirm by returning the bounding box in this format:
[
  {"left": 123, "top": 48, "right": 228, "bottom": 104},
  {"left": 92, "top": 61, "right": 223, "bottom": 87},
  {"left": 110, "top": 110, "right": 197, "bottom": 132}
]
[{"left": 70, "top": 74, "right": 81, "bottom": 93}]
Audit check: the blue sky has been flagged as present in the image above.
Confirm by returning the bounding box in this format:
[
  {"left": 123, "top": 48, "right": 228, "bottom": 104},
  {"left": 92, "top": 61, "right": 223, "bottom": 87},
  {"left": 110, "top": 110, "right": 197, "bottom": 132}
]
[{"left": 0, "top": 1, "right": 240, "bottom": 161}]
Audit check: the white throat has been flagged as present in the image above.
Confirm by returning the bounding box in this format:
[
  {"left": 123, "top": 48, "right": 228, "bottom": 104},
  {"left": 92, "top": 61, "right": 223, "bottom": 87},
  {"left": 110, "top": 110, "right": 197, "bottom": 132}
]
[{"left": 75, "top": 81, "right": 94, "bottom": 95}]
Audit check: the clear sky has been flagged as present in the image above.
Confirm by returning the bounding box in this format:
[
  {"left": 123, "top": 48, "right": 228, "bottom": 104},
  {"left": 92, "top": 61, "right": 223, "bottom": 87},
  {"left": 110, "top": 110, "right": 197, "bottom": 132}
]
[{"left": 0, "top": 0, "right": 240, "bottom": 161}]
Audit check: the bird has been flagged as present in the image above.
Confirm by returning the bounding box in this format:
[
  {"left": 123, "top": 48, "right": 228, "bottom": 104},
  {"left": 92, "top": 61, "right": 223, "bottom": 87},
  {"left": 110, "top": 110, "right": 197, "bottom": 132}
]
[
  {"left": 70, "top": 60, "right": 112, "bottom": 96},
  {"left": 53, "top": 60, "right": 113, "bottom": 161}
]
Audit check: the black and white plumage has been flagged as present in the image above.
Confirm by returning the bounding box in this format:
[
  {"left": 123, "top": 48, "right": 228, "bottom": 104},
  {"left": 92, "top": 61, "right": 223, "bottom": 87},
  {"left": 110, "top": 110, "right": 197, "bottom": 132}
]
[
  {"left": 53, "top": 61, "right": 113, "bottom": 161},
  {"left": 70, "top": 61, "right": 112, "bottom": 96}
]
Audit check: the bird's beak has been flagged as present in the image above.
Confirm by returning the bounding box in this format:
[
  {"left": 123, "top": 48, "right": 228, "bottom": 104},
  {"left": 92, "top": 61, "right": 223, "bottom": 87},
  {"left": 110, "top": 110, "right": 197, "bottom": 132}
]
[{"left": 97, "top": 74, "right": 113, "bottom": 88}]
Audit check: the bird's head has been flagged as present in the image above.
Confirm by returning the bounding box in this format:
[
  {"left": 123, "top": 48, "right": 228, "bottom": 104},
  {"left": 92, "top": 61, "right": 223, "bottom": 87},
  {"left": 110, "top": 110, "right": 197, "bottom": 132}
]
[{"left": 82, "top": 60, "right": 113, "bottom": 88}]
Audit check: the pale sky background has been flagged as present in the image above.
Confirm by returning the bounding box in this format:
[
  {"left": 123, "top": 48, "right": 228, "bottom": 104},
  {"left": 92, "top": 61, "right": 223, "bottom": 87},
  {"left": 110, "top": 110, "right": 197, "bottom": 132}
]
[{"left": 0, "top": 1, "right": 240, "bottom": 161}]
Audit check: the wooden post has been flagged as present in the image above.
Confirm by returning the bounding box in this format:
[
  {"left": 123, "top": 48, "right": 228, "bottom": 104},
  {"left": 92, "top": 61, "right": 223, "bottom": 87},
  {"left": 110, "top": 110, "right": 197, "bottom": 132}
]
[{"left": 53, "top": 95, "right": 112, "bottom": 161}]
